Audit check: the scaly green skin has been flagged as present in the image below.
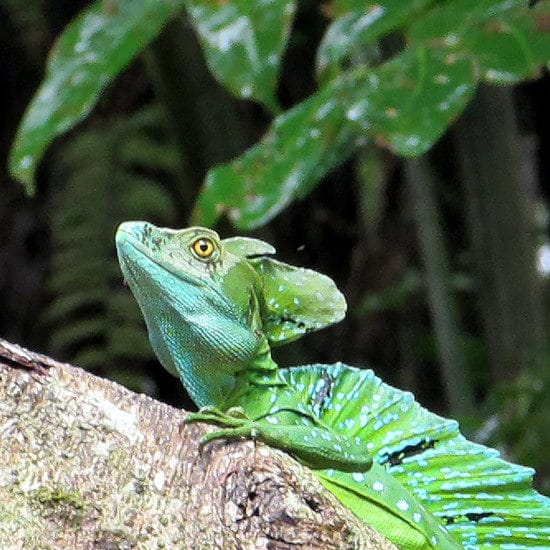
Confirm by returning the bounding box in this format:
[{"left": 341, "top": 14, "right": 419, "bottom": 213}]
[{"left": 116, "top": 221, "right": 550, "bottom": 549}]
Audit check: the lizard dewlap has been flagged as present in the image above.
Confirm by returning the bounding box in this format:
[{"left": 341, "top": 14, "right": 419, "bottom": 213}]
[{"left": 116, "top": 221, "right": 550, "bottom": 549}]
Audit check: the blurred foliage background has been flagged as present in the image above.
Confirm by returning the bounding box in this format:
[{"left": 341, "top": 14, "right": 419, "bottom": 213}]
[{"left": 1, "top": 0, "right": 549, "bottom": 491}]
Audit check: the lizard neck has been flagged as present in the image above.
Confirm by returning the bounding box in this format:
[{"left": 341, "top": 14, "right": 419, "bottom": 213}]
[{"left": 221, "top": 337, "right": 287, "bottom": 410}]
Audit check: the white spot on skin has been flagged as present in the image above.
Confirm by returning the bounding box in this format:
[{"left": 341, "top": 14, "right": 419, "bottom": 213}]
[
  {"left": 396, "top": 499, "right": 410, "bottom": 511},
  {"left": 346, "top": 104, "right": 365, "bottom": 121},
  {"left": 344, "top": 418, "right": 355, "bottom": 430},
  {"left": 372, "top": 481, "right": 384, "bottom": 491},
  {"left": 352, "top": 472, "right": 366, "bottom": 482},
  {"left": 413, "top": 512, "right": 422, "bottom": 523}
]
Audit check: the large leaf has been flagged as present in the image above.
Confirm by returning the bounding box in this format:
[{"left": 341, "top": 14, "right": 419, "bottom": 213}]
[
  {"left": 344, "top": 47, "right": 477, "bottom": 156},
  {"left": 9, "top": 0, "right": 185, "bottom": 193},
  {"left": 195, "top": 0, "right": 549, "bottom": 229},
  {"left": 186, "top": 0, "right": 296, "bottom": 111}
]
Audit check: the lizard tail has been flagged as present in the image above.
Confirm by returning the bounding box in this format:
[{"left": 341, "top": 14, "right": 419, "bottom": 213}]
[{"left": 282, "top": 363, "right": 550, "bottom": 549}]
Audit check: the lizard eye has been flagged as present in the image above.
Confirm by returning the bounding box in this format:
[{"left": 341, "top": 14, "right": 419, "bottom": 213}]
[{"left": 192, "top": 238, "right": 215, "bottom": 259}]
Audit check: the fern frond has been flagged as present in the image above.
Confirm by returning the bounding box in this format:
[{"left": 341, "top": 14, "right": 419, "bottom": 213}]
[{"left": 45, "top": 101, "right": 178, "bottom": 390}]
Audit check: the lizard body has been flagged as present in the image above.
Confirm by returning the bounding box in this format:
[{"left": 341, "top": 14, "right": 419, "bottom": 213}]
[{"left": 116, "top": 221, "right": 550, "bottom": 549}]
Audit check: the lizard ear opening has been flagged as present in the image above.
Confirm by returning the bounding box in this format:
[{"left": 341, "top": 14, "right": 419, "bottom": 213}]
[{"left": 249, "top": 257, "right": 347, "bottom": 346}]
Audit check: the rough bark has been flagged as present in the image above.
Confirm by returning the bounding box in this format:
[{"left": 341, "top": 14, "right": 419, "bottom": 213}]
[{"left": 0, "top": 338, "right": 396, "bottom": 550}]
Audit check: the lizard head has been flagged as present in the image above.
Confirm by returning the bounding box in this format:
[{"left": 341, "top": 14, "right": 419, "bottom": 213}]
[{"left": 116, "top": 221, "right": 346, "bottom": 406}]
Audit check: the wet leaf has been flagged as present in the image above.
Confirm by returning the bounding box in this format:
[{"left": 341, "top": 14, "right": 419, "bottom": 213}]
[
  {"left": 194, "top": 82, "right": 357, "bottom": 228},
  {"left": 195, "top": 47, "right": 476, "bottom": 229},
  {"left": 408, "top": 0, "right": 550, "bottom": 85},
  {"left": 344, "top": 47, "right": 476, "bottom": 157}
]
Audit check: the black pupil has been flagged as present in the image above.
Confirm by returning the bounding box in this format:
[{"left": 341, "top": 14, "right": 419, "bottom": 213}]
[{"left": 199, "top": 241, "right": 209, "bottom": 252}]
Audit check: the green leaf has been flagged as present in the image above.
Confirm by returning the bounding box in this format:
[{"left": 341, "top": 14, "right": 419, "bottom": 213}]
[
  {"left": 43, "top": 290, "right": 105, "bottom": 323},
  {"left": 195, "top": 46, "right": 476, "bottom": 228},
  {"left": 186, "top": 0, "right": 296, "bottom": 111},
  {"left": 194, "top": 81, "right": 357, "bottom": 229},
  {"left": 408, "top": 0, "right": 550, "bottom": 85},
  {"left": 344, "top": 47, "right": 477, "bottom": 157},
  {"left": 196, "top": 0, "right": 548, "bottom": 229},
  {"left": 49, "top": 318, "right": 106, "bottom": 351},
  {"left": 8, "top": 0, "right": 185, "bottom": 192},
  {"left": 317, "top": 0, "right": 435, "bottom": 82}
]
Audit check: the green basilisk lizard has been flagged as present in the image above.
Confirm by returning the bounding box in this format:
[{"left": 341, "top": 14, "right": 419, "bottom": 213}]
[{"left": 116, "top": 221, "right": 550, "bottom": 549}]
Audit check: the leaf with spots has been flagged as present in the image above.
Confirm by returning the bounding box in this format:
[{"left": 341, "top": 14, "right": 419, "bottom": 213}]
[
  {"left": 343, "top": 46, "right": 477, "bottom": 156},
  {"left": 316, "top": 0, "right": 435, "bottom": 82},
  {"left": 195, "top": 0, "right": 548, "bottom": 229},
  {"left": 194, "top": 46, "right": 476, "bottom": 228},
  {"left": 193, "top": 81, "right": 357, "bottom": 229},
  {"left": 249, "top": 257, "right": 347, "bottom": 346},
  {"left": 408, "top": 0, "right": 550, "bottom": 85},
  {"left": 185, "top": 0, "right": 296, "bottom": 111}
]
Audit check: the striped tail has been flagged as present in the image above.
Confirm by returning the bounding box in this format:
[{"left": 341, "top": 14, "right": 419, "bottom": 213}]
[{"left": 281, "top": 363, "right": 550, "bottom": 549}]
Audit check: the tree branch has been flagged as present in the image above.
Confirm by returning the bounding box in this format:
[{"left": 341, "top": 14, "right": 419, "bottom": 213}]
[{"left": 0, "top": 338, "right": 396, "bottom": 549}]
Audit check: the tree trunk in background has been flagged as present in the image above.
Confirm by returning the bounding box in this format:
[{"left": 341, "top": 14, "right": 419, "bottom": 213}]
[
  {"left": 454, "top": 85, "right": 545, "bottom": 384},
  {"left": 405, "top": 157, "right": 475, "bottom": 417},
  {"left": 146, "top": 16, "right": 254, "bottom": 213}
]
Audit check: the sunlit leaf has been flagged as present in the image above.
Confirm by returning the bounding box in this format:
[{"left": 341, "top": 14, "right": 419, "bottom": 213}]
[
  {"left": 344, "top": 47, "right": 476, "bottom": 156},
  {"left": 195, "top": 46, "right": 476, "bottom": 229},
  {"left": 408, "top": 0, "right": 550, "bottom": 85}
]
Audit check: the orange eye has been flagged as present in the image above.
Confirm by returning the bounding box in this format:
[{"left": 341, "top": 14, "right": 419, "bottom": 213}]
[{"left": 192, "top": 238, "right": 215, "bottom": 259}]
